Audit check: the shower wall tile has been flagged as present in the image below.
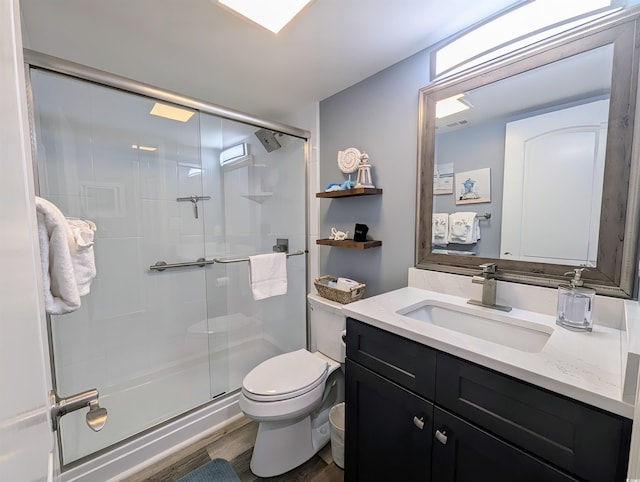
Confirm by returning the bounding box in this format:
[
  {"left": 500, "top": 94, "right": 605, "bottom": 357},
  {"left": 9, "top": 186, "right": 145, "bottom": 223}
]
[
  {"left": 177, "top": 202, "right": 206, "bottom": 236},
  {"left": 140, "top": 154, "right": 179, "bottom": 201},
  {"left": 176, "top": 234, "right": 206, "bottom": 260},
  {"left": 91, "top": 237, "right": 144, "bottom": 320},
  {"left": 41, "top": 194, "right": 86, "bottom": 219},
  {"left": 34, "top": 114, "right": 94, "bottom": 199},
  {"left": 101, "top": 311, "right": 149, "bottom": 362},
  {"left": 177, "top": 162, "right": 203, "bottom": 198},
  {"left": 51, "top": 309, "right": 104, "bottom": 392},
  {"left": 36, "top": 137, "right": 95, "bottom": 198},
  {"left": 141, "top": 199, "right": 181, "bottom": 262},
  {"left": 144, "top": 269, "right": 207, "bottom": 350},
  {"left": 90, "top": 147, "right": 143, "bottom": 239}
]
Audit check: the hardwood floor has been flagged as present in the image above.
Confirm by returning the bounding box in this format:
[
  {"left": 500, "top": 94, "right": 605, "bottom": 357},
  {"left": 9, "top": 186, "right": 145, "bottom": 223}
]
[{"left": 122, "top": 417, "right": 344, "bottom": 482}]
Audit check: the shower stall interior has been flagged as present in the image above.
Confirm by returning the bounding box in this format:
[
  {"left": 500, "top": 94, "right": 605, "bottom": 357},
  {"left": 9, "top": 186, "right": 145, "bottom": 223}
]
[{"left": 28, "top": 65, "right": 308, "bottom": 467}]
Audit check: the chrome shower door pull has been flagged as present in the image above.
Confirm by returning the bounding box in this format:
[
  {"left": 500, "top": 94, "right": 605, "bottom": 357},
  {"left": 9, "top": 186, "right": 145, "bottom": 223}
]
[
  {"left": 86, "top": 399, "right": 108, "bottom": 431},
  {"left": 50, "top": 388, "right": 108, "bottom": 432}
]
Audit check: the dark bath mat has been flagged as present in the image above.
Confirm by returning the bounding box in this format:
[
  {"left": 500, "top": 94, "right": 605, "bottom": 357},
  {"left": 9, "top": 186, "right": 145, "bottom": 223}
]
[{"left": 176, "top": 458, "right": 240, "bottom": 482}]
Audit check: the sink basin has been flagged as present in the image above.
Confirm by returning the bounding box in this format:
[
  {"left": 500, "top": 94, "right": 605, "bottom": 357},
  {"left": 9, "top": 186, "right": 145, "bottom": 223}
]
[{"left": 397, "top": 301, "right": 553, "bottom": 353}]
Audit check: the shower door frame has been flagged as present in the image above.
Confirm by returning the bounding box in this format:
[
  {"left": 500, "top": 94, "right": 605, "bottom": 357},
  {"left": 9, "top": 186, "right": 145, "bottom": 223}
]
[{"left": 23, "top": 49, "right": 311, "bottom": 472}]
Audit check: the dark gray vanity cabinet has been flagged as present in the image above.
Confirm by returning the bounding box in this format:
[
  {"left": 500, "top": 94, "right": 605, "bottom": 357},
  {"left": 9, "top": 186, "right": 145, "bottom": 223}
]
[
  {"left": 345, "top": 318, "right": 632, "bottom": 482},
  {"left": 346, "top": 360, "right": 434, "bottom": 481}
]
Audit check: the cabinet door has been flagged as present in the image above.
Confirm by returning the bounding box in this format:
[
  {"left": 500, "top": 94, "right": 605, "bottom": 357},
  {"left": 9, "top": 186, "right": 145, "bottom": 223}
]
[
  {"left": 432, "top": 407, "right": 576, "bottom": 482},
  {"left": 345, "top": 359, "right": 433, "bottom": 482}
]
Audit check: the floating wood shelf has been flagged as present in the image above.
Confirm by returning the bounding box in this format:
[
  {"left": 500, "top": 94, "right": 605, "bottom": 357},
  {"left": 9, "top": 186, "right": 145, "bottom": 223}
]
[
  {"left": 316, "top": 239, "right": 382, "bottom": 249},
  {"left": 316, "top": 187, "right": 383, "bottom": 198}
]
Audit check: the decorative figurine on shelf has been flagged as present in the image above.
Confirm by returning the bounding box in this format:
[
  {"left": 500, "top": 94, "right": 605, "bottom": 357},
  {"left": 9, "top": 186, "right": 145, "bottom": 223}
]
[
  {"left": 336, "top": 147, "right": 362, "bottom": 190},
  {"left": 329, "top": 227, "right": 348, "bottom": 241},
  {"left": 354, "top": 223, "right": 369, "bottom": 242},
  {"left": 355, "top": 152, "right": 375, "bottom": 188}
]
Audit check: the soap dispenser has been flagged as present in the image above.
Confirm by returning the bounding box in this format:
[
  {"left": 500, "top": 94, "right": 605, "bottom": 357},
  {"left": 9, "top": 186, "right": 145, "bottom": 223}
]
[{"left": 556, "top": 268, "right": 595, "bottom": 332}]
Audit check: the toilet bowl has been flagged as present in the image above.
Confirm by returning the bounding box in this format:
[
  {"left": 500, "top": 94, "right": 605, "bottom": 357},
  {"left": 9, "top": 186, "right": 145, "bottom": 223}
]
[{"left": 239, "top": 293, "right": 346, "bottom": 477}]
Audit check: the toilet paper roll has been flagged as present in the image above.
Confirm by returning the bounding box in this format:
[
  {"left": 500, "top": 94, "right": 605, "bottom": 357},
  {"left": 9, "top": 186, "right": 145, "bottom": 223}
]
[{"left": 336, "top": 277, "right": 359, "bottom": 291}]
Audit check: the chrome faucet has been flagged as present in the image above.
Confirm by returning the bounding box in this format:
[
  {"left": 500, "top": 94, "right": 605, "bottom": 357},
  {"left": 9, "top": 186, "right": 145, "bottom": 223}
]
[{"left": 467, "top": 263, "right": 512, "bottom": 312}]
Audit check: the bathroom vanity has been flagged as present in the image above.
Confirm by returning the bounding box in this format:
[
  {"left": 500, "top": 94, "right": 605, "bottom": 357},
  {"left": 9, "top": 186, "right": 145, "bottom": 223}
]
[{"left": 342, "top": 287, "right": 635, "bottom": 482}]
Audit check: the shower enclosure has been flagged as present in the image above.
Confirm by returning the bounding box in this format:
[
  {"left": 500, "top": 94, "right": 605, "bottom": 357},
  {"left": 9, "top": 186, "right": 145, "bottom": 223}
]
[{"left": 27, "top": 59, "right": 308, "bottom": 467}]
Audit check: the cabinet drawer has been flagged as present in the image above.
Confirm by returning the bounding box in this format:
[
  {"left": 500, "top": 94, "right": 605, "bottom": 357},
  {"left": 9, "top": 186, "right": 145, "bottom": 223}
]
[
  {"left": 436, "top": 353, "right": 632, "bottom": 482},
  {"left": 346, "top": 318, "right": 436, "bottom": 399}
]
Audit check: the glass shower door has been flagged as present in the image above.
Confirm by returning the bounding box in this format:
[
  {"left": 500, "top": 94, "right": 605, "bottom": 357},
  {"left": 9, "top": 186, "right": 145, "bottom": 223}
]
[
  {"left": 29, "top": 67, "right": 308, "bottom": 467},
  {"left": 31, "top": 69, "right": 216, "bottom": 464},
  {"left": 201, "top": 115, "right": 307, "bottom": 393}
]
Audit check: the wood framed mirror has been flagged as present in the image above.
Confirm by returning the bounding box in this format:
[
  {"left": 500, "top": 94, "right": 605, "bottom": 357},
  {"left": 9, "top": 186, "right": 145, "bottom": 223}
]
[{"left": 416, "top": 9, "right": 640, "bottom": 297}]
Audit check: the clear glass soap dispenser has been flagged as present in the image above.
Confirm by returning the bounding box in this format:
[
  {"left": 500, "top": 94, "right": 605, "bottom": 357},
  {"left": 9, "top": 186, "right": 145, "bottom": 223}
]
[{"left": 556, "top": 268, "right": 595, "bottom": 332}]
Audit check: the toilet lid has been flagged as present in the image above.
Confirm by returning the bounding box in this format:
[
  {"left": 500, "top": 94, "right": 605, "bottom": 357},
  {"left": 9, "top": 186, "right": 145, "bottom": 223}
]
[{"left": 242, "top": 349, "right": 329, "bottom": 401}]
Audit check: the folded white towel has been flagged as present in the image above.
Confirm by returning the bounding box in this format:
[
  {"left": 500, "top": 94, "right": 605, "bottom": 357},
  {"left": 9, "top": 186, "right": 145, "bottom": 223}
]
[
  {"left": 35, "top": 197, "right": 81, "bottom": 314},
  {"left": 448, "top": 212, "right": 480, "bottom": 244},
  {"left": 249, "top": 253, "right": 287, "bottom": 301},
  {"left": 66, "top": 218, "right": 97, "bottom": 296},
  {"left": 432, "top": 213, "right": 449, "bottom": 246}
]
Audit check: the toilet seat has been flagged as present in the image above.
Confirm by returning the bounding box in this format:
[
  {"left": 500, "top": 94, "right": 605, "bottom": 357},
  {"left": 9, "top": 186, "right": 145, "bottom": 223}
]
[{"left": 242, "top": 349, "right": 329, "bottom": 402}]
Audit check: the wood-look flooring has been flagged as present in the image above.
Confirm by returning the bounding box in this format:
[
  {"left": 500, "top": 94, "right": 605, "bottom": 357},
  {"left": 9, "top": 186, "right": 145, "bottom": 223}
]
[{"left": 122, "top": 416, "right": 344, "bottom": 482}]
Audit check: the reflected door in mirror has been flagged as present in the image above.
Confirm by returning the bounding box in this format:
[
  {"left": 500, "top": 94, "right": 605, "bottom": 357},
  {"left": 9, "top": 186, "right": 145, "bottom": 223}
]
[{"left": 501, "top": 99, "right": 607, "bottom": 266}]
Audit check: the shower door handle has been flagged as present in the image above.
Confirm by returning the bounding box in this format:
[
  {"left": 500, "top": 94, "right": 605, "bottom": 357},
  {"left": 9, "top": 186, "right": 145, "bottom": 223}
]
[{"left": 50, "top": 388, "right": 108, "bottom": 432}]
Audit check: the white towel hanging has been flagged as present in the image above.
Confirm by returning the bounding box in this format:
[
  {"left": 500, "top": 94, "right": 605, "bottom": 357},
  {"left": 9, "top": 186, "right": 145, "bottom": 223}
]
[
  {"left": 35, "top": 197, "right": 98, "bottom": 314},
  {"left": 448, "top": 212, "right": 480, "bottom": 244},
  {"left": 248, "top": 253, "right": 287, "bottom": 300},
  {"left": 432, "top": 213, "right": 449, "bottom": 246},
  {"left": 35, "top": 197, "right": 81, "bottom": 314},
  {"left": 66, "top": 218, "right": 97, "bottom": 296}
]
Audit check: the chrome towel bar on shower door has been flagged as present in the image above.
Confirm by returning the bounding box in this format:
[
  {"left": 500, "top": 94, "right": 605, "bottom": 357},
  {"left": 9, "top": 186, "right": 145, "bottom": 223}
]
[
  {"left": 149, "top": 250, "right": 305, "bottom": 271},
  {"left": 149, "top": 258, "right": 215, "bottom": 271},
  {"left": 213, "top": 249, "right": 305, "bottom": 264}
]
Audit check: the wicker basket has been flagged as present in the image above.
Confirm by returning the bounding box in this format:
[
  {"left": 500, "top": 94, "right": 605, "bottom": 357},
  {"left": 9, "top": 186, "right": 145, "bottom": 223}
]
[{"left": 314, "top": 275, "right": 365, "bottom": 304}]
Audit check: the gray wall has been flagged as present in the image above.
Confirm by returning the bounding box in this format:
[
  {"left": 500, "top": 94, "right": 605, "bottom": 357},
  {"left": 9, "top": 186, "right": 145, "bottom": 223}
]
[
  {"left": 434, "top": 119, "right": 506, "bottom": 258},
  {"left": 318, "top": 50, "right": 430, "bottom": 296}
]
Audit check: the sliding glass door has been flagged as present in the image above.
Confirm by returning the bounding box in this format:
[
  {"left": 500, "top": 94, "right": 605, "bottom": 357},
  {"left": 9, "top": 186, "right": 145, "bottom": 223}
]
[{"left": 30, "top": 68, "right": 307, "bottom": 465}]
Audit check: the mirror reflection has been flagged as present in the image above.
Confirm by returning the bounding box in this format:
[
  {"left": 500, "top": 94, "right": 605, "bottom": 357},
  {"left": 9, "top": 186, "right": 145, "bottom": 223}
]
[
  {"left": 417, "top": 12, "right": 640, "bottom": 297},
  {"left": 432, "top": 44, "right": 613, "bottom": 267}
]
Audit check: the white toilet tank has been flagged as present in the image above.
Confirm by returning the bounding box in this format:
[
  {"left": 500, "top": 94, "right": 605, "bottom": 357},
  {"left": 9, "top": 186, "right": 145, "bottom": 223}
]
[{"left": 308, "top": 293, "right": 346, "bottom": 363}]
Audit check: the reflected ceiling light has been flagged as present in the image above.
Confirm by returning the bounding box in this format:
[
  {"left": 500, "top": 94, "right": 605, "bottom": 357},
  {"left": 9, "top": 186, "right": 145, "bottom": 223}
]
[
  {"left": 149, "top": 102, "right": 195, "bottom": 122},
  {"left": 218, "top": 0, "right": 313, "bottom": 34},
  {"left": 131, "top": 144, "right": 157, "bottom": 151},
  {"left": 435, "top": 94, "right": 471, "bottom": 119}
]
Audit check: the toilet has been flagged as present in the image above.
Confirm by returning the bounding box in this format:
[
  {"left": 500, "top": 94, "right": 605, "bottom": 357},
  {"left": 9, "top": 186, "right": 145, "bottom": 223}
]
[{"left": 239, "top": 293, "right": 346, "bottom": 477}]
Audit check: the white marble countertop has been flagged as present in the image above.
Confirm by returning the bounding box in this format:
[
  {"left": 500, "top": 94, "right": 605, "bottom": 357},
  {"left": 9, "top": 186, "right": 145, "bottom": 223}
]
[{"left": 342, "top": 287, "right": 634, "bottom": 418}]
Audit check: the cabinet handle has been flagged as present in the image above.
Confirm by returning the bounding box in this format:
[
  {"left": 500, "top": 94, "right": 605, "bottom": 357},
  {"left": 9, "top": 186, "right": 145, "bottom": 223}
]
[
  {"left": 413, "top": 416, "right": 425, "bottom": 430},
  {"left": 435, "top": 429, "right": 448, "bottom": 445}
]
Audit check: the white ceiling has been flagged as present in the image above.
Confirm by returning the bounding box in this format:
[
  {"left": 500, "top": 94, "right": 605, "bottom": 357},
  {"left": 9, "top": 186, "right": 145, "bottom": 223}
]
[{"left": 19, "top": 0, "right": 519, "bottom": 124}]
